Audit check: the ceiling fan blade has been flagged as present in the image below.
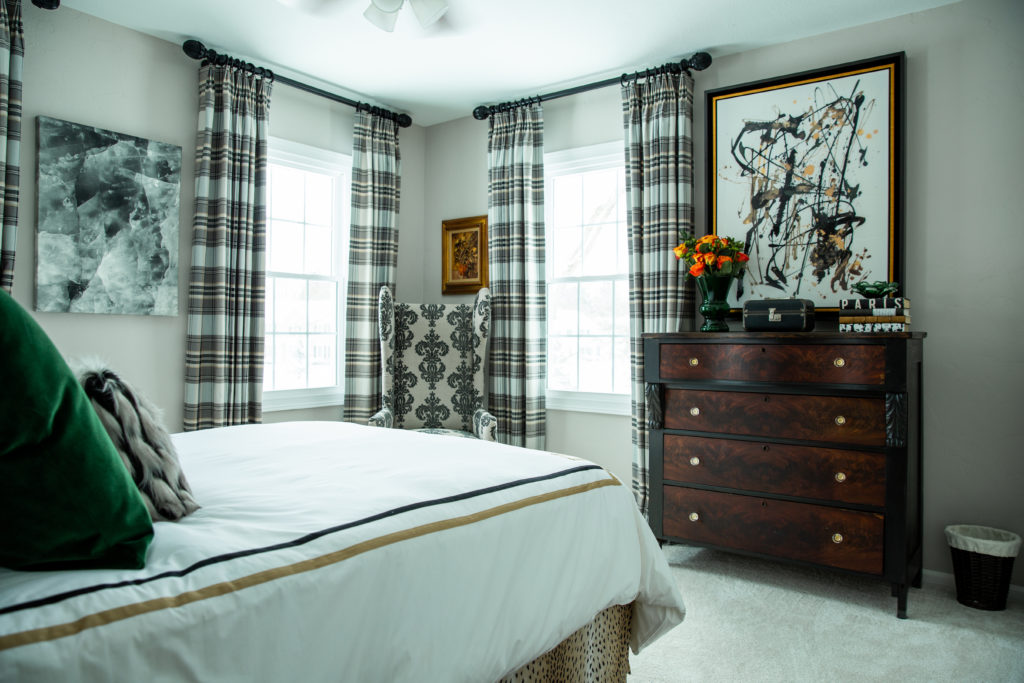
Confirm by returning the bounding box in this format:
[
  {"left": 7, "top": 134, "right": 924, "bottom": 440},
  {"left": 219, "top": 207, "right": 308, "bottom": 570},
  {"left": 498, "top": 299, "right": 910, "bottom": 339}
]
[
  {"left": 364, "top": 3, "right": 400, "bottom": 31},
  {"left": 408, "top": 0, "right": 448, "bottom": 28}
]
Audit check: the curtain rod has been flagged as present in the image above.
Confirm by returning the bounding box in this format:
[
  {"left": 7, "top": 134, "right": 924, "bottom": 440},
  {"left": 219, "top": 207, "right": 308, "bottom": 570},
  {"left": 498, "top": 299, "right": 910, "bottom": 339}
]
[
  {"left": 472, "top": 51, "right": 712, "bottom": 121},
  {"left": 182, "top": 40, "right": 413, "bottom": 128}
]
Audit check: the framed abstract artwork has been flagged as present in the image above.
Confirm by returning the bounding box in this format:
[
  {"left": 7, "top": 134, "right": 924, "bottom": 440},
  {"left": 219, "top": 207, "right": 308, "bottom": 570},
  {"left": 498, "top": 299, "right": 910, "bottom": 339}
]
[
  {"left": 706, "top": 53, "right": 905, "bottom": 315},
  {"left": 441, "top": 215, "right": 488, "bottom": 294},
  {"left": 36, "top": 116, "right": 182, "bottom": 315}
]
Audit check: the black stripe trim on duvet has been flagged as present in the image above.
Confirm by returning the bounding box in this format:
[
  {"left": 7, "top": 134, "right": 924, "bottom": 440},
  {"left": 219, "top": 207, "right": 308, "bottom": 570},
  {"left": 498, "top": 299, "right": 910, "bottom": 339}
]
[{"left": 0, "top": 464, "right": 605, "bottom": 616}]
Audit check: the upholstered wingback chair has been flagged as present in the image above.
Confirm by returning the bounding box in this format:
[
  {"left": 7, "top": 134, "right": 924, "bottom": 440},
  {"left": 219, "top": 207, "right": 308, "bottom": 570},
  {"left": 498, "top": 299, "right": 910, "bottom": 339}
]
[{"left": 369, "top": 286, "right": 497, "bottom": 441}]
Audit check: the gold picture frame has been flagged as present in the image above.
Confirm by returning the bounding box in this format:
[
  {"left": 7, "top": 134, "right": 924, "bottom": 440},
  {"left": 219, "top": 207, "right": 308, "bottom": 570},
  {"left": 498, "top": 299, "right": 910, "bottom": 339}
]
[{"left": 441, "top": 215, "right": 488, "bottom": 294}]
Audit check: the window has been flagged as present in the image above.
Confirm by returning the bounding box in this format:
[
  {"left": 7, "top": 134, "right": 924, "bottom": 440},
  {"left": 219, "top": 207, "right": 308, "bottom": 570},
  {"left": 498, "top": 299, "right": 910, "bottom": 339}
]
[
  {"left": 545, "top": 142, "right": 631, "bottom": 415},
  {"left": 262, "top": 138, "right": 351, "bottom": 412}
]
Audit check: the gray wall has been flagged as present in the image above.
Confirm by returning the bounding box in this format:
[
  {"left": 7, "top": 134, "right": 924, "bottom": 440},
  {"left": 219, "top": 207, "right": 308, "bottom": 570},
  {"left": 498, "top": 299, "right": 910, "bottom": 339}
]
[
  {"left": 16, "top": 6, "right": 197, "bottom": 429},
  {"left": 420, "top": 0, "right": 1024, "bottom": 582},
  {"left": 14, "top": 0, "right": 1023, "bottom": 582}
]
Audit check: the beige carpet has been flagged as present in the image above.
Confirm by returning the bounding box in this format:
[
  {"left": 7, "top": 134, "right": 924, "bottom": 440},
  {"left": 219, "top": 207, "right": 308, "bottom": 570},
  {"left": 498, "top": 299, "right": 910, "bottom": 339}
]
[{"left": 628, "top": 544, "right": 1024, "bottom": 682}]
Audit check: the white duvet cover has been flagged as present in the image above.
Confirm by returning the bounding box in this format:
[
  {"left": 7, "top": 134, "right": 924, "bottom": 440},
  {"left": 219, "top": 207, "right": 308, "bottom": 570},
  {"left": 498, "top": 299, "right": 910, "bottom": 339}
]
[{"left": 0, "top": 421, "right": 684, "bottom": 682}]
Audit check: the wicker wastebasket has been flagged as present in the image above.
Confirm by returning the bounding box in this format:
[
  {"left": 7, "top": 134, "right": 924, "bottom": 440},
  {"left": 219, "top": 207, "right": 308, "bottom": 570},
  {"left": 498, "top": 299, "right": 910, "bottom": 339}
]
[{"left": 945, "top": 525, "right": 1021, "bottom": 611}]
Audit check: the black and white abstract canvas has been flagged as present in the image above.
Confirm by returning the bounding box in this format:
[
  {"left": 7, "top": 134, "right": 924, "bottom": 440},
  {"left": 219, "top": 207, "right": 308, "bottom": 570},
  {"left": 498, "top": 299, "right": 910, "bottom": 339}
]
[
  {"left": 36, "top": 116, "right": 182, "bottom": 316},
  {"left": 706, "top": 54, "right": 904, "bottom": 313}
]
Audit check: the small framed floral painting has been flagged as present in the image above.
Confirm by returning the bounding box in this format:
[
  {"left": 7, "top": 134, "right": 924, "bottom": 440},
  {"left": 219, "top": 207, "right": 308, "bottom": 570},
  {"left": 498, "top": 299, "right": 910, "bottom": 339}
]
[
  {"left": 706, "top": 53, "right": 906, "bottom": 316},
  {"left": 441, "top": 215, "right": 488, "bottom": 294}
]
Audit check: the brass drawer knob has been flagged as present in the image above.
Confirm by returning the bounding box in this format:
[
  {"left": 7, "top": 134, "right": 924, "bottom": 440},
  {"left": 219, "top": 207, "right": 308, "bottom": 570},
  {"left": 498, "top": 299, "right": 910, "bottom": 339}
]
[
  {"left": 689, "top": 357, "right": 699, "bottom": 367},
  {"left": 834, "top": 415, "right": 846, "bottom": 426},
  {"left": 688, "top": 512, "right": 700, "bottom": 522},
  {"left": 689, "top": 456, "right": 701, "bottom": 466},
  {"left": 832, "top": 533, "right": 844, "bottom": 544},
  {"left": 835, "top": 472, "right": 847, "bottom": 483},
  {"left": 834, "top": 357, "right": 846, "bottom": 368},
  {"left": 690, "top": 407, "right": 700, "bottom": 417}
]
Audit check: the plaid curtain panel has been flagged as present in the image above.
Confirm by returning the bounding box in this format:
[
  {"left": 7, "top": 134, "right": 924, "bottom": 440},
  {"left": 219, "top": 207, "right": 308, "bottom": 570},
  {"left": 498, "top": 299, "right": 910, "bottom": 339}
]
[
  {"left": 0, "top": 0, "right": 22, "bottom": 293},
  {"left": 486, "top": 102, "right": 546, "bottom": 450},
  {"left": 183, "top": 64, "right": 272, "bottom": 431},
  {"left": 622, "top": 71, "right": 696, "bottom": 515},
  {"left": 342, "top": 109, "right": 401, "bottom": 423}
]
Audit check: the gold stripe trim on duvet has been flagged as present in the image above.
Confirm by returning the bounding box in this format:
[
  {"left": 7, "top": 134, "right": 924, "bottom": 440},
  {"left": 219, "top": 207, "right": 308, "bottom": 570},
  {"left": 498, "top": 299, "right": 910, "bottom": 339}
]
[{"left": 0, "top": 477, "right": 618, "bottom": 651}]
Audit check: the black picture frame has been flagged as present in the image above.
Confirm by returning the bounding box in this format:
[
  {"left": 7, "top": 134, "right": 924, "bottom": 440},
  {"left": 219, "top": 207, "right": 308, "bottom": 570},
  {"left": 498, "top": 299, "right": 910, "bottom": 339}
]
[{"left": 706, "top": 53, "right": 906, "bottom": 317}]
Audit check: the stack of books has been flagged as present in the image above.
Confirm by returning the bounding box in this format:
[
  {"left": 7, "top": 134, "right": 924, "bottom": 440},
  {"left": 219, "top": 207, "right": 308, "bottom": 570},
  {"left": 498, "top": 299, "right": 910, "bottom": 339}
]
[{"left": 838, "top": 297, "right": 911, "bottom": 332}]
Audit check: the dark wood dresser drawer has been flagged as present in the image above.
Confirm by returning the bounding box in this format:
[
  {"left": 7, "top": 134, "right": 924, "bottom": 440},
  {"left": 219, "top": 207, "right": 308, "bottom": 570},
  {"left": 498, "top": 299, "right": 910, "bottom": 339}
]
[
  {"left": 664, "top": 388, "right": 886, "bottom": 446},
  {"left": 645, "top": 332, "right": 925, "bottom": 617},
  {"left": 663, "top": 487, "right": 884, "bottom": 574},
  {"left": 660, "top": 343, "right": 885, "bottom": 385},
  {"left": 663, "top": 435, "right": 886, "bottom": 507}
]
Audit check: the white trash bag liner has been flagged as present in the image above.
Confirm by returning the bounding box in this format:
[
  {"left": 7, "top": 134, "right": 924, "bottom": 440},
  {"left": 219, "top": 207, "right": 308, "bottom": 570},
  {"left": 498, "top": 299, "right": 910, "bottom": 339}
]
[{"left": 945, "top": 525, "right": 1021, "bottom": 558}]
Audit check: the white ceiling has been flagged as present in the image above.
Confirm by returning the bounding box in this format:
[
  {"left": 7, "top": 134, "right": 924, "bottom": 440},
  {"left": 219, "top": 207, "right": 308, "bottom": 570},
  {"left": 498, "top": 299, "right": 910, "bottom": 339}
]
[{"left": 59, "top": 0, "right": 956, "bottom": 127}]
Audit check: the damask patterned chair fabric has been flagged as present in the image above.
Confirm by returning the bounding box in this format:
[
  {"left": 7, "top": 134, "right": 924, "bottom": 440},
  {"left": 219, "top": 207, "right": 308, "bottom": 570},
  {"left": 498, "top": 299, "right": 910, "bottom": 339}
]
[{"left": 370, "top": 286, "right": 497, "bottom": 441}]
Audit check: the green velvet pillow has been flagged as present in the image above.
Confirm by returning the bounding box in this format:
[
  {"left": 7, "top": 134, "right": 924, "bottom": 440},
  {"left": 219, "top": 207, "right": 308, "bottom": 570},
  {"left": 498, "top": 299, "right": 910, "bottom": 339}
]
[{"left": 0, "top": 289, "right": 153, "bottom": 570}]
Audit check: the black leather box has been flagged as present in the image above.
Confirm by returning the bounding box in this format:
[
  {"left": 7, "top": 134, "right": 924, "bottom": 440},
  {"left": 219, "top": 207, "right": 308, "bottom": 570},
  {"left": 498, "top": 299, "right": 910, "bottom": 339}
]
[{"left": 742, "top": 299, "right": 815, "bottom": 332}]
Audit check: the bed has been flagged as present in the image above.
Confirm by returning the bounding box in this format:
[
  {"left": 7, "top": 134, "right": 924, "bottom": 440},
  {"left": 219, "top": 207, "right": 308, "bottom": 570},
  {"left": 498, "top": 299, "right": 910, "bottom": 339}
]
[{"left": 0, "top": 421, "right": 685, "bottom": 681}]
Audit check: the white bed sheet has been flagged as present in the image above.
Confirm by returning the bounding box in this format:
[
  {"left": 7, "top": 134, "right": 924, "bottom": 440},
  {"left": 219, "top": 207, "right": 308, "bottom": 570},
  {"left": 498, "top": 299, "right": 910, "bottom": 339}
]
[{"left": 0, "top": 421, "right": 684, "bottom": 682}]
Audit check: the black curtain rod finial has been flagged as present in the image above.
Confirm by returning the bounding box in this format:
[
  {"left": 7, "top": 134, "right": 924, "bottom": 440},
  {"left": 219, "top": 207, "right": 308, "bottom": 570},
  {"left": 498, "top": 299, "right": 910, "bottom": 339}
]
[
  {"left": 32, "top": 0, "right": 61, "bottom": 9},
  {"left": 183, "top": 39, "right": 207, "bottom": 61},
  {"left": 687, "top": 51, "right": 712, "bottom": 71},
  {"left": 472, "top": 106, "right": 490, "bottom": 121}
]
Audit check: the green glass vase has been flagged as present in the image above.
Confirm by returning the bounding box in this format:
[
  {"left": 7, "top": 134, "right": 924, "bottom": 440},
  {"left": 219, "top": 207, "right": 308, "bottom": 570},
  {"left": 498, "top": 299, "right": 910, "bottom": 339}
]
[{"left": 695, "top": 274, "right": 734, "bottom": 332}]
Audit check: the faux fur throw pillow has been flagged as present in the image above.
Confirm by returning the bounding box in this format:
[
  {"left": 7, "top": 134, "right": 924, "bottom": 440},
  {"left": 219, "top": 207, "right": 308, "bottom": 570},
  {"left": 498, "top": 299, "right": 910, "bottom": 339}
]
[{"left": 76, "top": 361, "right": 199, "bottom": 522}]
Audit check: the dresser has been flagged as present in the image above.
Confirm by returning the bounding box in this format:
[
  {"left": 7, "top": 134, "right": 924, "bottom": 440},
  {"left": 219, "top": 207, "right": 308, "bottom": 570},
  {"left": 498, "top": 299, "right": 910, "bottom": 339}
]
[{"left": 643, "top": 332, "right": 925, "bottom": 618}]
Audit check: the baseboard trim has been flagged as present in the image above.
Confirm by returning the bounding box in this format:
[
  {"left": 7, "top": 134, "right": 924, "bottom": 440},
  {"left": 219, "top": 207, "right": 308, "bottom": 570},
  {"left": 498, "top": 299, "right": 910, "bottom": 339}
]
[
  {"left": 922, "top": 569, "right": 955, "bottom": 589},
  {"left": 923, "top": 568, "right": 1024, "bottom": 596}
]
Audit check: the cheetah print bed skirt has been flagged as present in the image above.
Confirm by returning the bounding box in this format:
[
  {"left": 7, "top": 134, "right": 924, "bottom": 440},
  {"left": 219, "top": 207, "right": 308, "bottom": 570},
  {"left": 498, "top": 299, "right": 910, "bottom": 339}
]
[{"left": 499, "top": 602, "right": 633, "bottom": 682}]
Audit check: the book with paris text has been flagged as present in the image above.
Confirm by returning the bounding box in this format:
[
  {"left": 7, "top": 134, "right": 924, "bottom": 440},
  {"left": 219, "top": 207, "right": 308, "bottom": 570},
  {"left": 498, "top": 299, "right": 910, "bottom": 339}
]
[{"left": 839, "top": 297, "right": 910, "bottom": 311}]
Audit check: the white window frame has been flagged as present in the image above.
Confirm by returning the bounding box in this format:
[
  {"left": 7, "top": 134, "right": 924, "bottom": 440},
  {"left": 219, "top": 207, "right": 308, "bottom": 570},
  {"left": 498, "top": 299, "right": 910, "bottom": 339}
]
[
  {"left": 544, "top": 141, "right": 631, "bottom": 417},
  {"left": 262, "top": 137, "right": 351, "bottom": 412}
]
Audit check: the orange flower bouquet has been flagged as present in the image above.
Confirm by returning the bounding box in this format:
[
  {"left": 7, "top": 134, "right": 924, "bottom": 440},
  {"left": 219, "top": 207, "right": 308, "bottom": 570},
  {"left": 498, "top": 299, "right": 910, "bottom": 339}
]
[
  {"left": 673, "top": 234, "right": 750, "bottom": 279},
  {"left": 673, "top": 234, "right": 750, "bottom": 331}
]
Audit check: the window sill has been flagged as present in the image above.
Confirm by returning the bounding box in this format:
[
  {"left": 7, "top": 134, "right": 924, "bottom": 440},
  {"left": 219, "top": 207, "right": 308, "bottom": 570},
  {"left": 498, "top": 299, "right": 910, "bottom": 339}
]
[
  {"left": 262, "top": 387, "right": 345, "bottom": 412},
  {"left": 546, "top": 390, "right": 631, "bottom": 416}
]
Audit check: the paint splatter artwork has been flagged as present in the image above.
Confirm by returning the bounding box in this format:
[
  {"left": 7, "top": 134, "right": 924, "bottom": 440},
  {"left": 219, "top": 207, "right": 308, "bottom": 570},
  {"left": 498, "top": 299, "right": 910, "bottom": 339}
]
[{"left": 711, "top": 62, "right": 896, "bottom": 309}]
